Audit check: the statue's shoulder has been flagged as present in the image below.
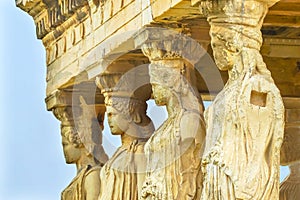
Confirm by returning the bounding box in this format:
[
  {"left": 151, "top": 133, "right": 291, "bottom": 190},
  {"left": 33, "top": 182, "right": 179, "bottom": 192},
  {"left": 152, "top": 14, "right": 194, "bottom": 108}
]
[
  {"left": 85, "top": 165, "right": 101, "bottom": 176},
  {"left": 180, "top": 109, "right": 203, "bottom": 122}
]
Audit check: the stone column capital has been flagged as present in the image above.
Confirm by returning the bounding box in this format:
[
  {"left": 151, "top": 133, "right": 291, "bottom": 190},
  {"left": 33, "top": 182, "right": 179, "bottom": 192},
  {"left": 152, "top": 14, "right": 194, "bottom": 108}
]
[
  {"left": 95, "top": 65, "right": 152, "bottom": 106},
  {"left": 199, "top": 0, "right": 280, "bottom": 52},
  {"left": 53, "top": 106, "right": 76, "bottom": 125},
  {"left": 134, "top": 27, "right": 205, "bottom": 64},
  {"left": 200, "top": 0, "right": 280, "bottom": 17}
]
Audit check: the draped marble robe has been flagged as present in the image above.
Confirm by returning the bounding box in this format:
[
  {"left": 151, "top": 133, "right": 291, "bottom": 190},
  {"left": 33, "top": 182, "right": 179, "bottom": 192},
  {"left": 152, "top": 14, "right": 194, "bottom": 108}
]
[
  {"left": 140, "top": 61, "right": 205, "bottom": 200},
  {"left": 62, "top": 165, "right": 101, "bottom": 200},
  {"left": 200, "top": 0, "right": 284, "bottom": 199},
  {"left": 98, "top": 139, "right": 148, "bottom": 200},
  {"left": 97, "top": 97, "right": 154, "bottom": 200}
]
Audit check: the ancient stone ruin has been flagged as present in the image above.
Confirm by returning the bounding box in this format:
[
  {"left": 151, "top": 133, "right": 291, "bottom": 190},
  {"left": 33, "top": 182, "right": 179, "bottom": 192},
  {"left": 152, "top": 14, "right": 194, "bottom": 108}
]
[{"left": 16, "top": 0, "right": 300, "bottom": 199}]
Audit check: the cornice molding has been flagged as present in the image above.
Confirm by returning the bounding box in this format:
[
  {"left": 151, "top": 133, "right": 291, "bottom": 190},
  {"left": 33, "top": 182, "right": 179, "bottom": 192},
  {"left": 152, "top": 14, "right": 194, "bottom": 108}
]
[{"left": 16, "top": 0, "right": 91, "bottom": 39}]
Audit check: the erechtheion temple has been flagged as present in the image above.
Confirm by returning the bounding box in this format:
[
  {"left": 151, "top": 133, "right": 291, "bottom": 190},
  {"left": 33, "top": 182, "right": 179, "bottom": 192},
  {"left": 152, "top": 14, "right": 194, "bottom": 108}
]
[{"left": 16, "top": 0, "right": 300, "bottom": 199}]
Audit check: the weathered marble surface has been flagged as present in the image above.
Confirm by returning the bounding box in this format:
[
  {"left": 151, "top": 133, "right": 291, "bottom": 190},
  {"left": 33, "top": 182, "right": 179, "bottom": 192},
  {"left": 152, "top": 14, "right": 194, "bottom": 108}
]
[
  {"left": 96, "top": 69, "right": 155, "bottom": 200},
  {"left": 53, "top": 102, "right": 108, "bottom": 200},
  {"left": 15, "top": 0, "right": 300, "bottom": 199},
  {"left": 200, "top": 0, "right": 284, "bottom": 199},
  {"left": 136, "top": 33, "right": 206, "bottom": 199}
]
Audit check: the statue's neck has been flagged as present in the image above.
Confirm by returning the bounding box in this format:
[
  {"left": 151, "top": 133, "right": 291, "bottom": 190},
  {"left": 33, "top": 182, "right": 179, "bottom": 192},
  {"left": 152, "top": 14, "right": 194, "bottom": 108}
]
[
  {"left": 121, "top": 133, "right": 137, "bottom": 146},
  {"left": 227, "top": 49, "right": 264, "bottom": 82},
  {"left": 166, "top": 95, "right": 181, "bottom": 117},
  {"left": 166, "top": 89, "right": 201, "bottom": 116},
  {"left": 76, "top": 153, "right": 95, "bottom": 174}
]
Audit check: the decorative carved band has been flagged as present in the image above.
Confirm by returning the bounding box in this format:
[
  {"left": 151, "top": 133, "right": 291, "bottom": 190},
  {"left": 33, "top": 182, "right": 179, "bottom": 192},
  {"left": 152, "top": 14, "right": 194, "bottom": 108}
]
[
  {"left": 17, "top": 0, "right": 89, "bottom": 39},
  {"left": 135, "top": 27, "right": 205, "bottom": 64}
]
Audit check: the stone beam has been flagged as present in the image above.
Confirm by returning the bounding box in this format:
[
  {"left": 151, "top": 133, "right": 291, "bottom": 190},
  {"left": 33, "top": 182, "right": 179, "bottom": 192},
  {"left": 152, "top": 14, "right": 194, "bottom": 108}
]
[
  {"left": 194, "top": 0, "right": 300, "bottom": 28},
  {"left": 265, "top": 0, "right": 300, "bottom": 28},
  {"left": 45, "top": 81, "right": 104, "bottom": 111},
  {"left": 262, "top": 39, "right": 300, "bottom": 59},
  {"left": 17, "top": 0, "right": 204, "bottom": 98},
  {"left": 18, "top": 0, "right": 300, "bottom": 100}
]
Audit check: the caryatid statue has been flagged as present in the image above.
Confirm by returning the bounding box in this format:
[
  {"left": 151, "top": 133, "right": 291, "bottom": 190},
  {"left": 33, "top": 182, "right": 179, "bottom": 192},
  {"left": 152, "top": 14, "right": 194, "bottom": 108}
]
[
  {"left": 95, "top": 68, "right": 155, "bottom": 200},
  {"left": 53, "top": 100, "right": 108, "bottom": 200},
  {"left": 138, "top": 33, "right": 206, "bottom": 199},
  {"left": 200, "top": 0, "right": 284, "bottom": 199},
  {"left": 280, "top": 104, "right": 300, "bottom": 200}
]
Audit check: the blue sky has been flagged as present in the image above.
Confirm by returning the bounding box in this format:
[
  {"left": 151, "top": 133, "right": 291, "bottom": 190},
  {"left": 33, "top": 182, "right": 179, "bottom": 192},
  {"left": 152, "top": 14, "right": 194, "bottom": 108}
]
[
  {"left": 1, "top": 1, "right": 76, "bottom": 199},
  {"left": 0, "top": 1, "right": 289, "bottom": 199},
  {"left": 0, "top": 3, "right": 166, "bottom": 199}
]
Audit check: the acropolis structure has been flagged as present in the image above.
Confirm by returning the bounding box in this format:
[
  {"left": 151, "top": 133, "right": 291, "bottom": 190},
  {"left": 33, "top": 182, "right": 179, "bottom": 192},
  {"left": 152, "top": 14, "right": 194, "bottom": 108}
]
[{"left": 16, "top": 0, "right": 300, "bottom": 199}]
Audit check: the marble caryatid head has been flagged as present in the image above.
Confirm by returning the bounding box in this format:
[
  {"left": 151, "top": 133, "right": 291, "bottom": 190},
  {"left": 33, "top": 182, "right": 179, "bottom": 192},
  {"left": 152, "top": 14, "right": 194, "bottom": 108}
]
[
  {"left": 61, "top": 125, "right": 84, "bottom": 164},
  {"left": 54, "top": 106, "right": 107, "bottom": 165},
  {"left": 96, "top": 67, "right": 154, "bottom": 140},
  {"left": 149, "top": 60, "right": 202, "bottom": 113}
]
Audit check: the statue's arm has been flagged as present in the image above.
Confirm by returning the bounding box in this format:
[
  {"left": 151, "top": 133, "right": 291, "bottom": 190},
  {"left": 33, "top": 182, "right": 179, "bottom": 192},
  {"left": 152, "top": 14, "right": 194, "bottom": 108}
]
[
  {"left": 176, "top": 112, "right": 205, "bottom": 199},
  {"left": 180, "top": 112, "right": 205, "bottom": 144},
  {"left": 84, "top": 169, "right": 101, "bottom": 200}
]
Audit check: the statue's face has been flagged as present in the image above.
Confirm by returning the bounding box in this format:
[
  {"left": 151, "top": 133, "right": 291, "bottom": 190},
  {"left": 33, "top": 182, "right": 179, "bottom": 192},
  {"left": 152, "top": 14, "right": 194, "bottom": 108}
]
[
  {"left": 61, "top": 131, "right": 82, "bottom": 164},
  {"left": 152, "top": 84, "right": 170, "bottom": 106},
  {"left": 106, "top": 106, "right": 129, "bottom": 135},
  {"left": 210, "top": 28, "right": 239, "bottom": 71}
]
